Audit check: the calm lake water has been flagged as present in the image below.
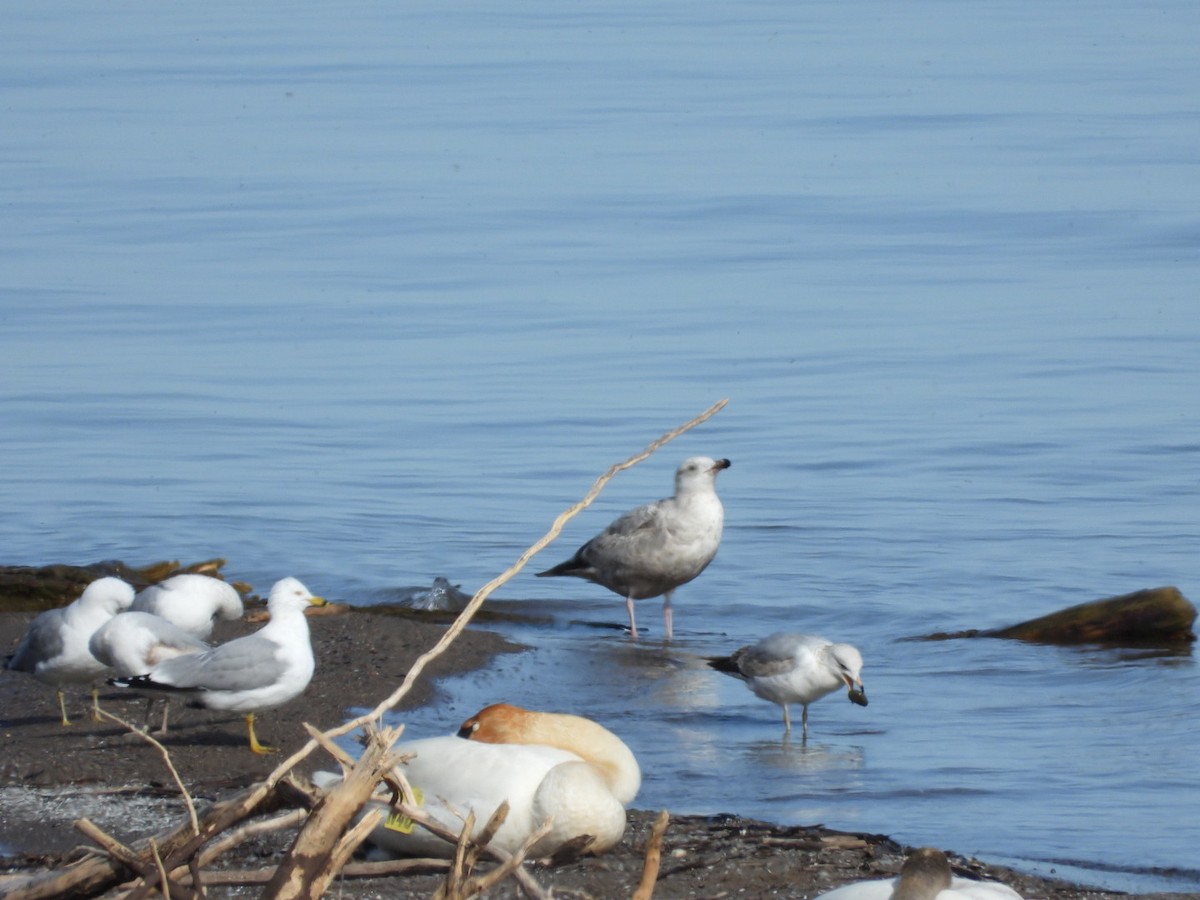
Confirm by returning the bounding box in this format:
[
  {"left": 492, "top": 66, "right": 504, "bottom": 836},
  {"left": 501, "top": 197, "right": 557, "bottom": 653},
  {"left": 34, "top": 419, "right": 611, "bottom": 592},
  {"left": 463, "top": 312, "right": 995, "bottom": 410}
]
[{"left": 3, "top": 1, "right": 1199, "bottom": 893}]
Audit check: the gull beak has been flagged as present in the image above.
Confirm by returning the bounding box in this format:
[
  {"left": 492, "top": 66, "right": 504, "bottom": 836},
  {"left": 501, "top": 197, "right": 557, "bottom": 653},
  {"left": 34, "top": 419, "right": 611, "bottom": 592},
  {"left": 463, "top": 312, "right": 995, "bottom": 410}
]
[
  {"left": 846, "top": 678, "right": 868, "bottom": 707},
  {"left": 308, "top": 595, "right": 329, "bottom": 608},
  {"left": 711, "top": 458, "right": 732, "bottom": 472}
]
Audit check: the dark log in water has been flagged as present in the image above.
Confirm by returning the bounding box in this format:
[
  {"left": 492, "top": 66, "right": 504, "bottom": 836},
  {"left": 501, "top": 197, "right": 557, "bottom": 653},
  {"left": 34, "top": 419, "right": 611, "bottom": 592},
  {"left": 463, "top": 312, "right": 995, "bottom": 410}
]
[{"left": 915, "top": 586, "right": 1196, "bottom": 647}]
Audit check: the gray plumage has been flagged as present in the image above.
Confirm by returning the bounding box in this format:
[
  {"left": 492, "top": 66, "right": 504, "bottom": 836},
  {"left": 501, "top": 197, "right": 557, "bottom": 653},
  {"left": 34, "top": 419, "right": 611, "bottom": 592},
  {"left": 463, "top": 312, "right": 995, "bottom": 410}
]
[
  {"left": 537, "top": 456, "right": 731, "bottom": 640},
  {"left": 710, "top": 631, "right": 867, "bottom": 739},
  {"left": 6, "top": 576, "right": 136, "bottom": 725}
]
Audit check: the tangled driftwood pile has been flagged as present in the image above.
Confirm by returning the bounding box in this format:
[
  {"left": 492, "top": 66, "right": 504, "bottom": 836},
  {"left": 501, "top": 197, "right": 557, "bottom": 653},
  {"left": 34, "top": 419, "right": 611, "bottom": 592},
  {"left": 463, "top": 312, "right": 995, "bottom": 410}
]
[{"left": 0, "top": 402, "right": 728, "bottom": 900}]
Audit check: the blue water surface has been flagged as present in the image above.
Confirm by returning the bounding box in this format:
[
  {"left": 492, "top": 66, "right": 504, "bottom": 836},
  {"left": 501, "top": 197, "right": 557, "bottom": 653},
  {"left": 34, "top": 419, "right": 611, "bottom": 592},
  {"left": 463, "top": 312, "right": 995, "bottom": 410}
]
[{"left": 3, "top": 1, "right": 1199, "bottom": 893}]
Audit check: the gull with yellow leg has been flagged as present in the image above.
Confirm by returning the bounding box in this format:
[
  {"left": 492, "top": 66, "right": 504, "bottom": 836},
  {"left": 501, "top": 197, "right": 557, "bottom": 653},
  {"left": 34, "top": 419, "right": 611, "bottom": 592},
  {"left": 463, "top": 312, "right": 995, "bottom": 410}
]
[{"left": 110, "top": 576, "right": 326, "bottom": 753}]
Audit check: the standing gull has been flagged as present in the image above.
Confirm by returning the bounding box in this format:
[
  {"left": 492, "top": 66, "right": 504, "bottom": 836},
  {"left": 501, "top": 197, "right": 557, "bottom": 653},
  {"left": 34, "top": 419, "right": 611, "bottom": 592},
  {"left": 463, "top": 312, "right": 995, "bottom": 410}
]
[
  {"left": 815, "top": 847, "right": 1024, "bottom": 900},
  {"left": 709, "top": 631, "right": 867, "bottom": 740},
  {"left": 5, "top": 576, "right": 136, "bottom": 725},
  {"left": 111, "top": 577, "right": 326, "bottom": 753},
  {"left": 131, "top": 573, "right": 244, "bottom": 639},
  {"left": 537, "top": 455, "right": 731, "bottom": 640},
  {"left": 88, "top": 611, "right": 210, "bottom": 733}
]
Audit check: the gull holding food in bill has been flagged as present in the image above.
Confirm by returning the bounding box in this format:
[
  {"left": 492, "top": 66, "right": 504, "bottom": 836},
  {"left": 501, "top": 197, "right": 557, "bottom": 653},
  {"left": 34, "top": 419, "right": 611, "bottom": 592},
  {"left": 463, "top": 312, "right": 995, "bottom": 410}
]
[
  {"left": 110, "top": 577, "right": 326, "bottom": 753},
  {"left": 815, "top": 847, "right": 1024, "bottom": 900},
  {"left": 709, "top": 631, "right": 867, "bottom": 740},
  {"left": 536, "top": 455, "right": 731, "bottom": 640},
  {"left": 131, "top": 573, "right": 244, "bottom": 639},
  {"left": 5, "top": 576, "right": 136, "bottom": 725}
]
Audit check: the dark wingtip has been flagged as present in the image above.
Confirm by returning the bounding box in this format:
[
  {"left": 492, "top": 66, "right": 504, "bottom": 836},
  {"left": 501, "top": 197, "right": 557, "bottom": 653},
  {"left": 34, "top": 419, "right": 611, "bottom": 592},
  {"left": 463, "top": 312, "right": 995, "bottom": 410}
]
[{"left": 706, "top": 655, "right": 739, "bottom": 675}]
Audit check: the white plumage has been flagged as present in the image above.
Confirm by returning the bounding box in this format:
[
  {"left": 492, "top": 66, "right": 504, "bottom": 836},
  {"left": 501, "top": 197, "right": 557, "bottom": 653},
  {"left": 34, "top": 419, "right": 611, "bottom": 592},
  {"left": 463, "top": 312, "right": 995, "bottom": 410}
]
[
  {"left": 710, "top": 631, "right": 867, "bottom": 739},
  {"left": 327, "top": 704, "right": 640, "bottom": 860},
  {"left": 6, "top": 577, "right": 136, "bottom": 725},
  {"left": 89, "top": 610, "right": 211, "bottom": 733},
  {"left": 111, "top": 577, "right": 325, "bottom": 752},
  {"left": 816, "top": 847, "right": 1024, "bottom": 900},
  {"left": 131, "top": 573, "right": 244, "bottom": 639},
  {"left": 89, "top": 611, "right": 209, "bottom": 676}
]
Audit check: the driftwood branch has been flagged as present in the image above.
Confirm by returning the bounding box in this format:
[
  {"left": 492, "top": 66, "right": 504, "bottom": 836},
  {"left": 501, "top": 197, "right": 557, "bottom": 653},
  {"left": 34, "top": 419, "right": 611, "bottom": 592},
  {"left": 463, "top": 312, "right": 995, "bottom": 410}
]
[
  {"left": 263, "top": 725, "right": 406, "bottom": 899},
  {"left": 1, "top": 402, "right": 727, "bottom": 900},
  {"left": 95, "top": 708, "right": 200, "bottom": 836},
  {"left": 632, "top": 810, "right": 670, "bottom": 900}
]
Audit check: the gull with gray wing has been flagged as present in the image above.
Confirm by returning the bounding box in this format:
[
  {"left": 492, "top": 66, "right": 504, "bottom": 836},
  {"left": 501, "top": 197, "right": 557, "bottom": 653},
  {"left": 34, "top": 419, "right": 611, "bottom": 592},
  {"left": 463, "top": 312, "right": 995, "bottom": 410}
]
[
  {"left": 6, "top": 576, "right": 135, "bottom": 725},
  {"left": 537, "top": 456, "right": 730, "bottom": 640},
  {"left": 709, "top": 631, "right": 867, "bottom": 740},
  {"left": 111, "top": 577, "right": 326, "bottom": 753}
]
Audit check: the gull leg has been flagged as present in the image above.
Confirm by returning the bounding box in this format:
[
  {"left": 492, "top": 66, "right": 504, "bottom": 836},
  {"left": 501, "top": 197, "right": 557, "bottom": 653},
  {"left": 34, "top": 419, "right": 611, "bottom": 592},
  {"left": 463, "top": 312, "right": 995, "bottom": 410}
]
[
  {"left": 151, "top": 699, "right": 172, "bottom": 736},
  {"left": 782, "top": 705, "right": 791, "bottom": 734},
  {"left": 246, "top": 713, "right": 277, "bottom": 755},
  {"left": 57, "top": 690, "right": 73, "bottom": 727},
  {"left": 662, "top": 591, "right": 674, "bottom": 641},
  {"left": 801, "top": 705, "right": 810, "bottom": 742},
  {"left": 626, "top": 595, "right": 639, "bottom": 639},
  {"left": 90, "top": 687, "right": 103, "bottom": 722}
]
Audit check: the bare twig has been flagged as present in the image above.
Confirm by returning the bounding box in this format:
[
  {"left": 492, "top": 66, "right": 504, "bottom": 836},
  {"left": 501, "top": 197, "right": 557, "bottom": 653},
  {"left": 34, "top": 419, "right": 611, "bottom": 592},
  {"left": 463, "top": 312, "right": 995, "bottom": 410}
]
[
  {"left": 183, "top": 809, "right": 308, "bottom": 872},
  {"left": 247, "top": 401, "right": 727, "bottom": 897},
  {"left": 632, "top": 810, "right": 671, "bottom": 900},
  {"left": 95, "top": 708, "right": 200, "bottom": 836},
  {"left": 274, "top": 398, "right": 730, "bottom": 762},
  {"left": 461, "top": 817, "right": 555, "bottom": 899},
  {"left": 148, "top": 840, "right": 168, "bottom": 900},
  {"left": 8, "top": 404, "right": 728, "bottom": 900},
  {"left": 73, "top": 819, "right": 202, "bottom": 900},
  {"left": 179, "top": 857, "right": 451, "bottom": 886}
]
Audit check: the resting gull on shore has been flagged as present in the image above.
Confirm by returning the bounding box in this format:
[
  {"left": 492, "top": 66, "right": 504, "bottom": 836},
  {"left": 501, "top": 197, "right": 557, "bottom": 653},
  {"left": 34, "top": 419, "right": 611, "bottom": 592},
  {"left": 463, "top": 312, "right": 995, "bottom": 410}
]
[
  {"left": 5, "top": 576, "right": 136, "bottom": 725},
  {"left": 111, "top": 577, "right": 326, "bottom": 753},
  {"left": 708, "top": 631, "right": 867, "bottom": 740},
  {"left": 536, "top": 455, "right": 730, "bottom": 640},
  {"left": 131, "top": 573, "right": 244, "bottom": 639},
  {"left": 815, "top": 846, "right": 1024, "bottom": 900}
]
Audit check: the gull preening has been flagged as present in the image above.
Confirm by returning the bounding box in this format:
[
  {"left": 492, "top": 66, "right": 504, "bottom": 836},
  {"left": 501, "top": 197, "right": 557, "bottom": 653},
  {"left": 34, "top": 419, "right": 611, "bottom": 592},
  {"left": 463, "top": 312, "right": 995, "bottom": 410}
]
[
  {"left": 709, "top": 631, "right": 867, "bottom": 740},
  {"left": 332, "top": 703, "right": 640, "bottom": 860},
  {"left": 131, "top": 573, "right": 244, "bottom": 639},
  {"left": 110, "top": 577, "right": 326, "bottom": 753},
  {"left": 5, "top": 576, "right": 135, "bottom": 725},
  {"left": 537, "top": 455, "right": 731, "bottom": 640},
  {"left": 88, "top": 610, "right": 210, "bottom": 733},
  {"left": 815, "top": 847, "right": 1024, "bottom": 900}
]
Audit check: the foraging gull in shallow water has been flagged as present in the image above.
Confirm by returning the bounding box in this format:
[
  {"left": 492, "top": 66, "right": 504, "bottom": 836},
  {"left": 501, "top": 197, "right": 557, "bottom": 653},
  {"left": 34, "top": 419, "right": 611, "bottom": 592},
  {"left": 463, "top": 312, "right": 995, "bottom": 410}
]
[
  {"left": 6, "top": 576, "right": 135, "bottom": 725},
  {"left": 111, "top": 577, "right": 326, "bottom": 753},
  {"left": 536, "top": 455, "right": 730, "bottom": 640},
  {"left": 708, "top": 631, "right": 867, "bottom": 740}
]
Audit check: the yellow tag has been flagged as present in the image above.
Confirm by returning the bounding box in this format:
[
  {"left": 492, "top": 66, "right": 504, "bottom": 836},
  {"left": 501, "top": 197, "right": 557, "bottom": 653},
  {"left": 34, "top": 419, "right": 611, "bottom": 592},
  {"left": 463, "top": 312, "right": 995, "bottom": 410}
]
[{"left": 383, "top": 786, "right": 424, "bottom": 834}]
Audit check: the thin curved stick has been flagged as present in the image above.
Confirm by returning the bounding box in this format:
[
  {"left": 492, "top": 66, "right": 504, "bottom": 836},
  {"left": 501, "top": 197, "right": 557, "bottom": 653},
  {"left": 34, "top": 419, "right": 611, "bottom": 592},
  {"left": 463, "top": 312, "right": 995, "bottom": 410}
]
[
  {"left": 96, "top": 708, "right": 200, "bottom": 836},
  {"left": 261, "top": 399, "right": 729, "bottom": 781}
]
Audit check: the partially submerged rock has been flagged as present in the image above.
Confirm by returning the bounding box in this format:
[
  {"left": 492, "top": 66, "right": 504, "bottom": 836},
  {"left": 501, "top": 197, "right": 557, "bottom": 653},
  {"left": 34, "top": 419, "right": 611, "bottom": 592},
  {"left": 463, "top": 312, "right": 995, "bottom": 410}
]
[{"left": 916, "top": 586, "right": 1196, "bottom": 647}]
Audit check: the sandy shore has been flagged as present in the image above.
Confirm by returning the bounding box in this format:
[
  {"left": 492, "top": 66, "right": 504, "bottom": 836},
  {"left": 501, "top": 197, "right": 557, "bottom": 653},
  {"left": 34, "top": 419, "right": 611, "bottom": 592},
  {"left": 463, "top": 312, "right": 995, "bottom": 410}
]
[{"left": 0, "top": 605, "right": 1183, "bottom": 899}]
